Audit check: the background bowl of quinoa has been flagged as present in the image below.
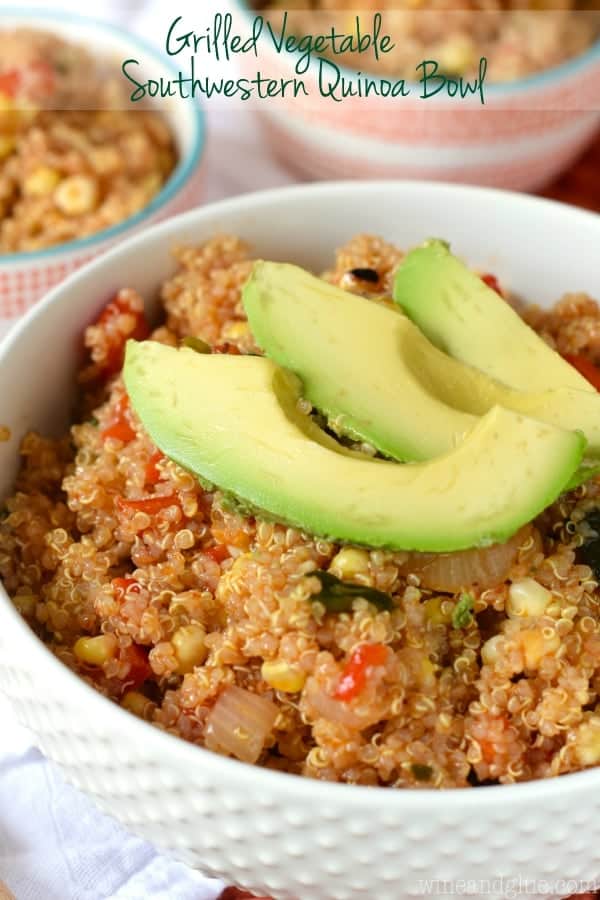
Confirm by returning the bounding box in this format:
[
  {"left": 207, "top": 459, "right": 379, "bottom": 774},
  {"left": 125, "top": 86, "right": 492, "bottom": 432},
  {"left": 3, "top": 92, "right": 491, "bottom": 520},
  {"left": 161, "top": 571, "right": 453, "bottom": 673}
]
[
  {"left": 0, "top": 8, "right": 206, "bottom": 318},
  {"left": 228, "top": 0, "right": 600, "bottom": 190},
  {"left": 2, "top": 181, "right": 600, "bottom": 899}
]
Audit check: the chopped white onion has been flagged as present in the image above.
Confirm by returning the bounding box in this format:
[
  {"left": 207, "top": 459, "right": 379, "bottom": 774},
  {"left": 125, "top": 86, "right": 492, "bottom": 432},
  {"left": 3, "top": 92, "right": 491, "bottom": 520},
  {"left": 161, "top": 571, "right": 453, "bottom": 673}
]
[
  {"left": 400, "top": 526, "right": 529, "bottom": 592},
  {"left": 204, "top": 685, "right": 278, "bottom": 764}
]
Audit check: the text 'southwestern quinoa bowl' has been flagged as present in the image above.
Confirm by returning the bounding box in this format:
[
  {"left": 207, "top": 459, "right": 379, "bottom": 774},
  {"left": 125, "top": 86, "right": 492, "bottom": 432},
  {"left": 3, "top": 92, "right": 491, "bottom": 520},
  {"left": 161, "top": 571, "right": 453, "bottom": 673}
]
[
  {"left": 0, "top": 9, "right": 205, "bottom": 317},
  {"left": 227, "top": 0, "right": 600, "bottom": 189},
  {"left": 2, "top": 182, "right": 600, "bottom": 900}
]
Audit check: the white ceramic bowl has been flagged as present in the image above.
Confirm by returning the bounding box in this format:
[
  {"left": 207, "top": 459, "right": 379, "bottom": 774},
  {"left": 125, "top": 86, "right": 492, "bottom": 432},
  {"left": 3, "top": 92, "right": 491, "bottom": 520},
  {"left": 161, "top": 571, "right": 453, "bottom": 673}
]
[
  {"left": 2, "top": 182, "right": 600, "bottom": 900},
  {"left": 0, "top": 8, "right": 206, "bottom": 317},
  {"left": 228, "top": 0, "right": 600, "bottom": 191}
]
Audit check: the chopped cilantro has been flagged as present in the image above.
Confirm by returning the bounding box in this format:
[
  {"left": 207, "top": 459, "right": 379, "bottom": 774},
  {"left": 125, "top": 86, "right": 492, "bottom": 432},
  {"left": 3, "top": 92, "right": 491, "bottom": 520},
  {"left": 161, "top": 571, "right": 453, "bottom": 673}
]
[
  {"left": 182, "top": 336, "right": 211, "bottom": 354},
  {"left": 308, "top": 570, "right": 393, "bottom": 613},
  {"left": 452, "top": 593, "right": 474, "bottom": 629}
]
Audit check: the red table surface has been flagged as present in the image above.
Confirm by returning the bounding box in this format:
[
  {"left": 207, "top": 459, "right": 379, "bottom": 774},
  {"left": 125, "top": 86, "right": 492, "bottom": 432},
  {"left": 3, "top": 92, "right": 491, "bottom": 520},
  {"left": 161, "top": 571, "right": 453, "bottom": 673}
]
[
  {"left": 217, "top": 130, "right": 600, "bottom": 900},
  {"left": 540, "top": 129, "right": 600, "bottom": 212}
]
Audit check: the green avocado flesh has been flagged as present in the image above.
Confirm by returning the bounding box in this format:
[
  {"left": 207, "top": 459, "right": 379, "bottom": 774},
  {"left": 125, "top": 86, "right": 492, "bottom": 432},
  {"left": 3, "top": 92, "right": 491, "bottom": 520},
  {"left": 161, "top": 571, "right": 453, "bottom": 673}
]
[
  {"left": 393, "top": 240, "right": 594, "bottom": 395},
  {"left": 243, "top": 260, "right": 474, "bottom": 461},
  {"left": 123, "top": 340, "right": 584, "bottom": 552},
  {"left": 243, "top": 261, "right": 600, "bottom": 459}
]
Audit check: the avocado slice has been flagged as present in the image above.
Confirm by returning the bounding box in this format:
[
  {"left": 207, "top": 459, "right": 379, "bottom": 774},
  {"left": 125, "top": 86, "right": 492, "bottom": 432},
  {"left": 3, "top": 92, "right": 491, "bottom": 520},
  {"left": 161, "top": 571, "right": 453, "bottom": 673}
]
[
  {"left": 393, "top": 240, "right": 594, "bottom": 394},
  {"left": 243, "top": 261, "right": 600, "bottom": 459},
  {"left": 123, "top": 340, "right": 584, "bottom": 552},
  {"left": 399, "top": 318, "right": 600, "bottom": 457},
  {"left": 244, "top": 261, "right": 475, "bottom": 461}
]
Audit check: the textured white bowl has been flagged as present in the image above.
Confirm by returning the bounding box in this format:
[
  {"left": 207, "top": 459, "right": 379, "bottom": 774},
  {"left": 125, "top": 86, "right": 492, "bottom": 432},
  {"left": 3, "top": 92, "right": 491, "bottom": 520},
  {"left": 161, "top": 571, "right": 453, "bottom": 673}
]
[
  {"left": 2, "top": 182, "right": 600, "bottom": 900},
  {"left": 0, "top": 8, "right": 206, "bottom": 317}
]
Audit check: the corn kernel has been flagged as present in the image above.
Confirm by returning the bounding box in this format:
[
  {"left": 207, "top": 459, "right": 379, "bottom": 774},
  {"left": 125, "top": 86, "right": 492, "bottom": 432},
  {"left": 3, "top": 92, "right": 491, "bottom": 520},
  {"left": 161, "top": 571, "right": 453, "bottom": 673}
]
[
  {"left": 74, "top": 633, "right": 118, "bottom": 666},
  {"left": 438, "top": 34, "right": 476, "bottom": 76},
  {"left": 222, "top": 320, "right": 250, "bottom": 342},
  {"left": 122, "top": 690, "right": 155, "bottom": 720},
  {"left": 54, "top": 174, "right": 99, "bottom": 216},
  {"left": 18, "top": 101, "right": 39, "bottom": 125},
  {"left": 329, "top": 547, "right": 370, "bottom": 580},
  {"left": 0, "top": 135, "right": 15, "bottom": 159},
  {"left": 575, "top": 718, "right": 600, "bottom": 766},
  {"left": 172, "top": 623, "right": 207, "bottom": 673},
  {"left": 507, "top": 578, "right": 552, "bottom": 619},
  {"left": 261, "top": 659, "right": 306, "bottom": 693},
  {"left": 89, "top": 146, "right": 122, "bottom": 175},
  {"left": 419, "top": 657, "right": 436, "bottom": 688},
  {"left": 481, "top": 634, "right": 503, "bottom": 666},
  {"left": 424, "top": 596, "right": 452, "bottom": 626},
  {"left": 519, "top": 627, "right": 560, "bottom": 669},
  {"left": 24, "top": 166, "right": 61, "bottom": 197}
]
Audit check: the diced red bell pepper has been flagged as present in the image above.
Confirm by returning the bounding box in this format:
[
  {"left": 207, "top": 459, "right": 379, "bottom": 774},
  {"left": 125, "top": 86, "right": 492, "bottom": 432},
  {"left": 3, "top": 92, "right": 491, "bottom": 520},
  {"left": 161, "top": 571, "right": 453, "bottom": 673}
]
[
  {"left": 213, "top": 342, "right": 241, "bottom": 355},
  {"left": 334, "top": 643, "right": 388, "bottom": 702},
  {"left": 145, "top": 450, "right": 165, "bottom": 485},
  {"left": 0, "top": 69, "right": 20, "bottom": 98},
  {"left": 481, "top": 273, "right": 503, "bottom": 297},
  {"left": 116, "top": 494, "right": 179, "bottom": 515},
  {"left": 205, "top": 543, "right": 229, "bottom": 564},
  {"left": 562, "top": 354, "right": 600, "bottom": 392},
  {"left": 101, "top": 395, "right": 136, "bottom": 443},
  {"left": 479, "top": 715, "right": 510, "bottom": 764},
  {"left": 112, "top": 577, "right": 141, "bottom": 602},
  {"left": 0, "top": 61, "right": 56, "bottom": 100},
  {"left": 120, "top": 644, "right": 152, "bottom": 692},
  {"left": 94, "top": 293, "right": 150, "bottom": 377}
]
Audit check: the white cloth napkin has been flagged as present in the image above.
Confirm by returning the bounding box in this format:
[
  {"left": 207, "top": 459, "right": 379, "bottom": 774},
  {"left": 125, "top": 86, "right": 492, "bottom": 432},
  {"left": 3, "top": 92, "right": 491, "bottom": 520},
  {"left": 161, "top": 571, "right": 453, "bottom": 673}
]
[
  {"left": 0, "top": 2, "right": 301, "bottom": 896},
  {"left": 0, "top": 697, "right": 225, "bottom": 900}
]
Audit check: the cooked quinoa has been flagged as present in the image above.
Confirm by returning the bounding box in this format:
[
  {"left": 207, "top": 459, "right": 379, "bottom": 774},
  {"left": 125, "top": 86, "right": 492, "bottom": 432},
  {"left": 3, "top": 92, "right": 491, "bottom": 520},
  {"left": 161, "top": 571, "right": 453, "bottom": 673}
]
[
  {"left": 0, "top": 28, "right": 177, "bottom": 253},
  {"left": 257, "top": 1, "right": 599, "bottom": 82},
  {"left": 3, "top": 233, "right": 600, "bottom": 788}
]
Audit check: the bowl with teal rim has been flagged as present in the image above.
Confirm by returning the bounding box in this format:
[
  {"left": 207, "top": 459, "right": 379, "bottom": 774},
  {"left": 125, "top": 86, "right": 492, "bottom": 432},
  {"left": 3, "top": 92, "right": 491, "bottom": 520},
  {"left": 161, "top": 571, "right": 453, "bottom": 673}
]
[
  {"left": 228, "top": 0, "right": 600, "bottom": 189},
  {"left": 0, "top": 8, "right": 206, "bottom": 319}
]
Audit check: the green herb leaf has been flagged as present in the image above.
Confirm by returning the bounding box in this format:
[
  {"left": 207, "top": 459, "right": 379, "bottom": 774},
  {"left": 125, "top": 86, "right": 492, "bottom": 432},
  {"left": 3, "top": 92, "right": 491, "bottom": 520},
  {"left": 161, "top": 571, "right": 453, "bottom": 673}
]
[
  {"left": 411, "top": 763, "right": 433, "bottom": 782},
  {"left": 308, "top": 570, "right": 393, "bottom": 613},
  {"left": 87, "top": 416, "right": 99, "bottom": 427},
  {"left": 452, "top": 592, "right": 474, "bottom": 629},
  {"left": 182, "top": 336, "right": 211, "bottom": 354}
]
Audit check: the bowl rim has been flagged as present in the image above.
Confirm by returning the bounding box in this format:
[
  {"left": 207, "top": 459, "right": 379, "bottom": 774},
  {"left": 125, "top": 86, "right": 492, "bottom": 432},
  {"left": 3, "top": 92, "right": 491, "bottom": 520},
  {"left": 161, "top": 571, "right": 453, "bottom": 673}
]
[
  {"left": 3, "top": 178, "right": 600, "bottom": 809},
  {"left": 232, "top": 0, "right": 600, "bottom": 98},
  {"left": 0, "top": 6, "right": 206, "bottom": 265}
]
